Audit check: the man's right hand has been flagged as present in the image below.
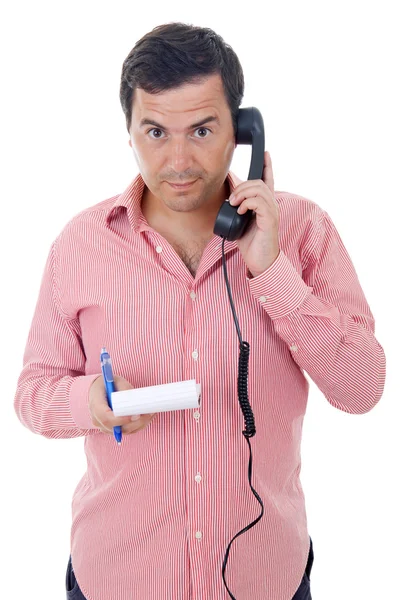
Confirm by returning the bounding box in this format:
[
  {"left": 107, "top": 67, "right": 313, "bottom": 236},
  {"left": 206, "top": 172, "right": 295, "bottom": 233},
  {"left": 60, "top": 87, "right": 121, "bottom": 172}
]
[{"left": 89, "top": 375, "right": 157, "bottom": 435}]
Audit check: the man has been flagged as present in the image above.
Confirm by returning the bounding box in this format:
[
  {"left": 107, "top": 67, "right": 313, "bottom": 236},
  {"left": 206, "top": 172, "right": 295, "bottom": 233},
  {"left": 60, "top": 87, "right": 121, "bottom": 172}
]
[{"left": 14, "top": 22, "right": 386, "bottom": 600}]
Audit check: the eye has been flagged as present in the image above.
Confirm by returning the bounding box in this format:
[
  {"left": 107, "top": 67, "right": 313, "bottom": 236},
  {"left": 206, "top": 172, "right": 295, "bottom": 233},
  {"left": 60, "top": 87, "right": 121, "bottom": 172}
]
[
  {"left": 147, "top": 128, "right": 165, "bottom": 139},
  {"left": 146, "top": 127, "right": 211, "bottom": 139},
  {"left": 194, "top": 127, "right": 211, "bottom": 138}
]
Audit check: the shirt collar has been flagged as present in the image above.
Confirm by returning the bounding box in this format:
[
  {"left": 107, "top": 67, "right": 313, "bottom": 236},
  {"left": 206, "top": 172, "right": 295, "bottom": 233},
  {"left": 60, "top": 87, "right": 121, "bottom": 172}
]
[{"left": 105, "top": 171, "right": 239, "bottom": 240}]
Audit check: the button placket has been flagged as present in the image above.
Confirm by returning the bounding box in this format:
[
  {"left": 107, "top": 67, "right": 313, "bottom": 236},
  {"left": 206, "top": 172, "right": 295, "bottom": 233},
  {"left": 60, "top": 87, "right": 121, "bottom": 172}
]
[{"left": 190, "top": 286, "right": 203, "bottom": 544}]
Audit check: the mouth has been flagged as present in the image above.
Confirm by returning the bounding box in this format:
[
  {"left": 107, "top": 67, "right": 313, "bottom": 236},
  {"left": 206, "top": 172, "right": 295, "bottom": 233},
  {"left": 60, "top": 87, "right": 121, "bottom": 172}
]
[{"left": 167, "top": 179, "right": 198, "bottom": 190}]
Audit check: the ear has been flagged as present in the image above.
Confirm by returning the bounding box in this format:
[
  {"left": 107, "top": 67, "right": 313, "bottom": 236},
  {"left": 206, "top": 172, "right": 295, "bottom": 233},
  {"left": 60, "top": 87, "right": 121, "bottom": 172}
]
[{"left": 128, "top": 138, "right": 132, "bottom": 148}]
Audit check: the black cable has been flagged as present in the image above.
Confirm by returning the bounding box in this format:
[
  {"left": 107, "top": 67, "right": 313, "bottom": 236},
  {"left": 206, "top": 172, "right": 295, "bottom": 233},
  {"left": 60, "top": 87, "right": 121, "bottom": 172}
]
[{"left": 220, "top": 237, "right": 265, "bottom": 599}]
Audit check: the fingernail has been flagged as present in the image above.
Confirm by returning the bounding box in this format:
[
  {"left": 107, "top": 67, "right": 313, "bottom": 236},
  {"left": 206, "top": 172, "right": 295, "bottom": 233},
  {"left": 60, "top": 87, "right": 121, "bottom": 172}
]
[{"left": 131, "top": 415, "right": 140, "bottom": 421}]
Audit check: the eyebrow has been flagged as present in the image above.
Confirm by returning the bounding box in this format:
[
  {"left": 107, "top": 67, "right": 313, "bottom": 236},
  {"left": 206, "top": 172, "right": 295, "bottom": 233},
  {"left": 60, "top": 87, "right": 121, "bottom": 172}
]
[{"left": 139, "top": 116, "right": 220, "bottom": 130}]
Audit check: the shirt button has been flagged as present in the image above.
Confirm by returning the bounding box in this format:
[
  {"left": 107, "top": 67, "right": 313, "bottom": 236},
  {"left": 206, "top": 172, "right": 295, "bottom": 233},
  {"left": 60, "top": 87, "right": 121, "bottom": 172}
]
[
  {"left": 260, "top": 295, "right": 271, "bottom": 302},
  {"left": 290, "top": 344, "right": 298, "bottom": 352},
  {"left": 195, "top": 531, "right": 202, "bottom": 540},
  {"left": 195, "top": 474, "right": 202, "bottom": 483},
  {"left": 156, "top": 245, "right": 163, "bottom": 253},
  {"left": 193, "top": 410, "right": 200, "bottom": 420},
  {"left": 192, "top": 350, "right": 198, "bottom": 360},
  {"left": 190, "top": 291, "right": 197, "bottom": 299}
]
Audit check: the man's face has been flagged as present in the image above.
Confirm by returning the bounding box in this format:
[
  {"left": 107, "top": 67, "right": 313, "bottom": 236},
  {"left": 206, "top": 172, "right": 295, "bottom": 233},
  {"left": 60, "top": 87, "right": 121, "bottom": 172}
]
[{"left": 128, "top": 73, "right": 236, "bottom": 223}]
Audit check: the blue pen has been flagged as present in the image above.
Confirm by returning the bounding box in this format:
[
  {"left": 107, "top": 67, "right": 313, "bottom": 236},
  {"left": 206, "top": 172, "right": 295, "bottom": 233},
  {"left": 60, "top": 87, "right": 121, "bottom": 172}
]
[{"left": 100, "top": 347, "right": 122, "bottom": 445}]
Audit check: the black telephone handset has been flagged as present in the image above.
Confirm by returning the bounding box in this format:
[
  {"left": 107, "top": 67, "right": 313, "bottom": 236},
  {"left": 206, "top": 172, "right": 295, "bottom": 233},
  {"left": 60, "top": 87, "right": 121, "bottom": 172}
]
[{"left": 213, "top": 107, "right": 265, "bottom": 241}]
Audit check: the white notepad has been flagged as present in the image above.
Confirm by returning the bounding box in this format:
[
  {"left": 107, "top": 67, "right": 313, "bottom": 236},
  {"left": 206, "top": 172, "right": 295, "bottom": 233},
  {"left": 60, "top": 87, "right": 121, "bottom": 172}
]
[{"left": 111, "top": 379, "right": 201, "bottom": 416}]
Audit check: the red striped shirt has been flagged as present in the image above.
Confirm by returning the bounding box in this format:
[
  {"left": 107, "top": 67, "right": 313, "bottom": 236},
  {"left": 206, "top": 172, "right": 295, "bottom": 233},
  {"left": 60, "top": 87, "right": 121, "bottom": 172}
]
[{"left": 14, "top": 171, "right": 386, "bottom": 599}]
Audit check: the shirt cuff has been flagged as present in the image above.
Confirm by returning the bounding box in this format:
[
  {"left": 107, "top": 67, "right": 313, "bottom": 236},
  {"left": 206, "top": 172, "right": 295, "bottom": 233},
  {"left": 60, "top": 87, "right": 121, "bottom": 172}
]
[
  {"left": 246, "top": 250, "right": 312, "bottom": 320},
  {"left": 69, "top": 373, "right": 102, "bottom": 429}
]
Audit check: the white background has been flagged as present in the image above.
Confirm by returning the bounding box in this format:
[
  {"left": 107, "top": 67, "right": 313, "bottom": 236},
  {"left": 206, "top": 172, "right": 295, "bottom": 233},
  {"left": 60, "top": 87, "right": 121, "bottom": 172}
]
[{"left": 1, "top": 1, "right": 398, "bottom": 598}]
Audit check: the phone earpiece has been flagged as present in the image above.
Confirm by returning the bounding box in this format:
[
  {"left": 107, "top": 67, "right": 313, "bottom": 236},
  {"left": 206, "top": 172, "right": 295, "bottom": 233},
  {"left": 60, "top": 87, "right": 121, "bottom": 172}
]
[{"left": 213, "top": 107, "right": 265, "bottom": 241}]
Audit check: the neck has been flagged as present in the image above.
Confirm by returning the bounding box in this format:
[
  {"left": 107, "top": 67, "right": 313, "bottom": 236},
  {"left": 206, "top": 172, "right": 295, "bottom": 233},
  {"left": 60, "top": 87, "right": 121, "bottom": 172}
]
[{"left": 141, "top": 179, "right": 231, "bottom": 239}]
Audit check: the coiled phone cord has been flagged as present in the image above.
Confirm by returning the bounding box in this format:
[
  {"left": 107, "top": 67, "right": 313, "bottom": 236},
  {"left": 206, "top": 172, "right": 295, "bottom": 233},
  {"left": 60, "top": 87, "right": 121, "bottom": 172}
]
[{"left": 220, "top": 237, "right": 265, "bottom": 599}]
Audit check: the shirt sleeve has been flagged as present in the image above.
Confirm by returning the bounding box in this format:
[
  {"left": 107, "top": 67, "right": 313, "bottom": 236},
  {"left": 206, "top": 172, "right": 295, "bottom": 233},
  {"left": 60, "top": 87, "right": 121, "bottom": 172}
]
[
  {"left": 14, "top": 239, "right": 102, "bottom": 438},
  {"left": 247, "top": 209, "right": 386, "bottom": 414}
]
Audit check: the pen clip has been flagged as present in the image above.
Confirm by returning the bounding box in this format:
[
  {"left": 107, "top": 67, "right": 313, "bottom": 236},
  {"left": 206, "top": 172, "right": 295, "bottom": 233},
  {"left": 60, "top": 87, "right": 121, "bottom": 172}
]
[{"left": 101, "top": 353, "right": 114, "bottom": 383}]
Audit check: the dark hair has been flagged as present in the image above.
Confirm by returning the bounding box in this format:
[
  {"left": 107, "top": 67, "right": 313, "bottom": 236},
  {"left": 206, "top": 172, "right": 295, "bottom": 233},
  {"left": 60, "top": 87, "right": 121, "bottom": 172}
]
[{"left": 119, "top": 22, "right": 244, "bottom": 136}]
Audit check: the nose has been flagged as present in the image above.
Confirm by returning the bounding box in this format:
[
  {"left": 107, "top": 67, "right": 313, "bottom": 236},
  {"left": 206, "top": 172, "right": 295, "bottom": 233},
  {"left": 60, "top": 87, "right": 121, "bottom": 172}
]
[{"left": 168, "top": 136, "right": 193, "bottom": 173}]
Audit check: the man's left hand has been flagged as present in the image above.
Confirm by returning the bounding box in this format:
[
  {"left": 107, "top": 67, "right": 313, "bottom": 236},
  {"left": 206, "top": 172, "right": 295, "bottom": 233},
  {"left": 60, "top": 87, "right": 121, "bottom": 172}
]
[{"left": 228, "top": 150, "right": 280, "bottom": 278}]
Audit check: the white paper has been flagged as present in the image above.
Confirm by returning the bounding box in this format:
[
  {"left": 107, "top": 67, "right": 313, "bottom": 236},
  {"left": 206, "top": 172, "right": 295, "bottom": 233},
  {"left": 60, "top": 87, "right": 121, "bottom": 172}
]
[{"left": 111, "top": 379, "right": 201, "bottom": 416}]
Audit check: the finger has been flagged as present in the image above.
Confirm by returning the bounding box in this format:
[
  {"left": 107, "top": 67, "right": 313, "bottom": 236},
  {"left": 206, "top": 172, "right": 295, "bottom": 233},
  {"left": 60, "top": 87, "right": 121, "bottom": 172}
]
[
  {"left": 229, "top": 180, "right": 264, "bottom": 199},
  {"left": 234, "top": 196, "right": 270, "bottom": 214},
  {"left": 95, "top": 412, "right": 123, "bottom": 432},
  {"left": 263, "top": 151, "right": 275, "bottom": 193},
  {"left": 96, "top": 420, "right": 113, "bottom": 433},
  {"left": 99, "top": 416, "right": 154, "bottom": 435},
  {"left": 229, "top": 183, "right": 271, "bottom": 204},
  {"left": 231, "top": 186, "right": 277, "bottom": 211},
  {"left": 101, "top": 408, "right": 133, "bottom": 429},
  {"left": 236, "top": 196, "right": 277, "bottom": 216},
  {"left": 122, "top": 413, "right": 157, "bottom": 435},
  {"left": 99, "top": 419, "right": 133, "bottom": 435},
  {"left": 236, "top": 197, "right": 259, "bottom": 215},
  {"left": 123, "top": 421, "right": 147, "bottom": 434}
]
